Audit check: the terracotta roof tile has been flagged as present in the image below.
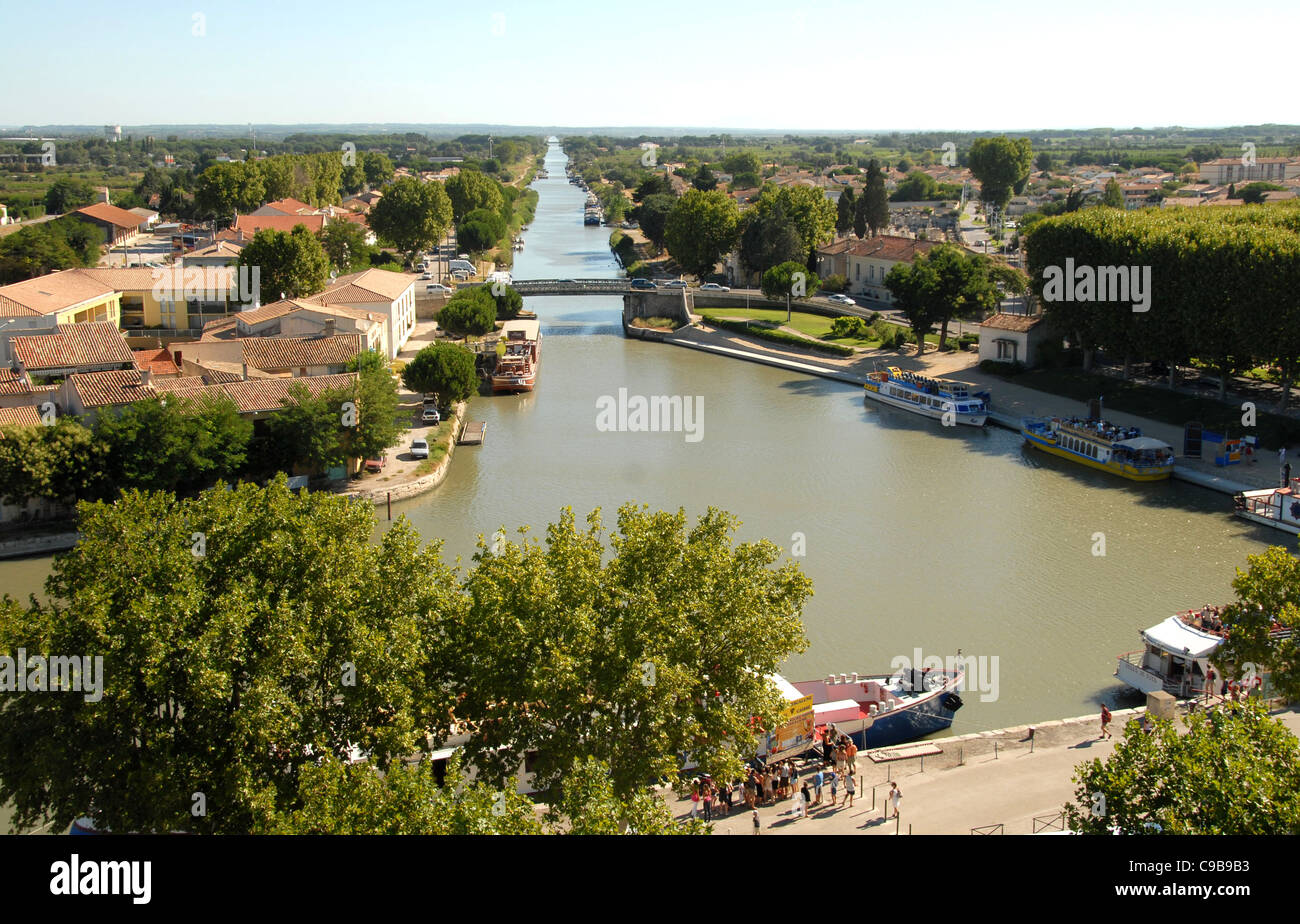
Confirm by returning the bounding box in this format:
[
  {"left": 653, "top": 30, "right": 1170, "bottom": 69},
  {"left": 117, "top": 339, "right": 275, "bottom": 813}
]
[
  {"left": 132, "top": 348, "right": 181, "bottom": 376},
  {"left": 0, "top": 406, "right": 43, "bottom": 428},
  {"left": 75, "top": 202, "right": 147, "bottom": 229},
  {"left": 234, "top": 214, "right": 326, "bottom": 235},
  {"left": 69, "top": 368, "right": 156, "bottom": 408},
  {"left": 12, "top": 322, "right": 134, "bottom": 372},
  {"left": 0, "top": 270, "right": 118, "bottom": 317},
  {"left": 980, "top": 313, "right": 1043, "bottom": 332},
  {"left": 817, "top": 235, "right": 942, "bottom": 261},
  {"left": 242, "top": 334, "right": 364, "bottom": 370},
  {"left": 316, "top": 269, "right": 414, "bottom": 304}
]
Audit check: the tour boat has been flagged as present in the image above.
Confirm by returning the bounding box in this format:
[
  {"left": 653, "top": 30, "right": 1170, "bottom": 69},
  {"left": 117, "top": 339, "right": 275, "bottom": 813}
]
[
  {"left": 1233, "top": 480, "right": 1300, "bottom": 534},
  {"left": 490, "top": 319, "right": 541, "bottom": 393},
  {"left": 764, "top": 667, "right": 964, "bottom": 762},
  {"left": 862, "top": 366, "right": 989, "bottom": 426},
  {"left": 1021, "top": 416, "right": 1174, "bottom": 481},
  {"left": 1115, "top": 607, "right": 1290, "bottom": 699}
]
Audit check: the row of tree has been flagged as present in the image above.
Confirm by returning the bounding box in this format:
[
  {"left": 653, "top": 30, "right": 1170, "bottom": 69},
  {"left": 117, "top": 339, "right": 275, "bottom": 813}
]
[
  {"left": 1024, "top": 202, "right": 1300, "bottom": 406},
  {"left": 885, "top": 244, "right": 1028, "bottom": 352}
]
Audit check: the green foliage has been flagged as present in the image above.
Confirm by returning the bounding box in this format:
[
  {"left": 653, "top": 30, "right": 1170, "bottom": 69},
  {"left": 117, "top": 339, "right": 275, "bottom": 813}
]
[
  {"left": 635, "top": 193, "right": 675, "bottom": 252},
  {"left": 609, "top": 230, "right": 637, "bottom": 268},
  {"left": 1218, "top": 545, "right": 1300, "bottom": 701},
  {"left": 835, "top": 187, "right": 855, "bottom": 235},
  {"left": 270, "top": 755, "right": 542, "bottom": 835},
  {"left": 551, "top": 757, "right": 699, "bottom": 835},
  {"left": 0, "top": 418, "right": 102, "bottom": 505},
  {"left": 237, "top": 225, "right": 331, "bottom": 303},
  {"left": 317, "top": 221, "right": 376, "bottom": 274},
  {"left": 437, "top": 286, "right": 497, "bottom": 336},
  {"left": 664, "top": 189, "right": 740, "bottom": 279},
  {"left": 1237, "top": 182, "right": 1286, "bottom": 205},
  {"left": 493, "top": 285, "right": 524, "bottom": 320},
  {"left": 706, "top": 316, "right": 853, "bottom": 356},
  {"left": 1067, "top": 702, "right": 1300, "bottom": 834},
  {"left": 633, "top": 174, "right": 673, "bottom": 202},
  {"left": 367, "top": 176, "right": 454, "bottom": 264},
  {"left": 362, "top": 152, "right": 395, "bottom": 189},
  {"left": 968, "top": 136, "right": 1034, "bottom": 212},
  {"left": 346, "top": 353, "right": 401, "bottom": 461},
  {"left": 856, "top": 160, "right": 889, "bottom": 237},
  {"left": 761, "top": 261, "right": 819, "bottom": 303},
  {"left": 830, "top": 315, "right": 868, "bottom": 338},
  {"left": 1101, "top": 178, "right": 1125, "bottom": 209},
  {"left": 886, "top": 243, "right": 1013, "bottom": 353},
  {"left": 402, "top": 341, "right": 478, "bottom": 405},
  {"left": 445, "top": 170, "right": 505, "bottom": 222},
  {"left": 820, "top": 273, "right": 848, "bottom": 293},
  {"left": 43, "top": 177, "right": 97, "bottom": 215},
  {"left": 754, "top": 185, "right": 836, "bottom": 250},
  {"left": 692, "top": 164, "right": 718, "bottom": 191},
  {"left": 0, "top": 218, "right": 101, "bottom": 283},
  {"left": 255, "top": 382, "right": 352, "bottom": 474},
  {"left": 193, "top": 160, "right": 267, "bottom": 217}
]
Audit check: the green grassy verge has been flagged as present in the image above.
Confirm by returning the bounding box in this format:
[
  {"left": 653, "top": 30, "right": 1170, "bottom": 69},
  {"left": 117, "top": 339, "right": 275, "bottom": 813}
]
[{"left": 702, "top": 315, "right": 854, "bottom": 357}]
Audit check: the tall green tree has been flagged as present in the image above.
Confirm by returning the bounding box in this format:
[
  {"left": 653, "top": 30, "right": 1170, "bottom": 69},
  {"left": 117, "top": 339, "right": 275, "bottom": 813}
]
[
  {"left": 402, "top": 342, "right": 478, "bottom": 404},
  {"left": 635, "top": 193, "right": 675, "bottom": 252},
  {"left": 1102, "top": 178, "right": 1125, "bottom": 209},
  {"left": 835, "top": 187, "right": 856, "bottom": 235},
  {"left": 318, "top": 221, "right": 376, "bottom": 274},
  {"left": 1218, "top": 545, "right": 1300, "bottom": 700},
  {"left": 738, "top": 207, "right": 804, "bottom": 286},
  {"left": 436, "top": 287, "right": 497, "bottom": 336},
  {"left": 194, "top": 160, "right": 266, "bottom": 218},
  {"left": 346, "top": 352, "right": 401, "bottom": 462},
  {"left": 968, "top": 136, "right": 1033, "bottom": 227},
  {"left": 237, "top": 225, "right": 331, "bottom": 304},
  {"left": 761, "top": 260, "right": 819, "bottom": 323},
  {"left": 367, "top": 176, "right": 453, "bottom": 266},
  {"left": 1066, "top": 702, "right": 1300, "bottom": 834},
  {"left": 692, "top": 164, "right": 718, "bottom": 191},
  {"left": 444, "top": 170, "right": 504, "bottom": 222},
  {"left": 361, "top": 152, "right": 395, "bottom": 189},
  {"left": 856, "top": 160, "right": 890, "bottom": 237},
  {"left": 445, "top": 504, "right": 811, "bottom": 802},
  {"left": 257, "top": 382, "right": 352, "bottom": 474},
  {"left": 663, "top": 189, "right": 740, "bottom": 279},
  {"left": 754, "top": 185, "right": 836, "bottom": 251},
  {"left": 43, "top": 178, "right": 97, "bottom": 215}
]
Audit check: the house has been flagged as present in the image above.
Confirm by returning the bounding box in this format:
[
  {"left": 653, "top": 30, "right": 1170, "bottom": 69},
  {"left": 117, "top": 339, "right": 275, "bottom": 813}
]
[
  {"left": 73, "top": 202, "right": 150, "bottom": 246},
  {"left": 233, "top": 213, "right": 326, "bottom": 236},
  {"left": 180, "top": 240, "right": 244, "bottom": 267},
  {"left": 1197, "top": 157, "right": 1300, "bottom": 185},
  {"left": 979, "top": 313, "right": 1049, "bottom": 367},
  {"left": 815, "top": 235, "right": 943, "bottom": 303},
  {"left": 311, "top": 269, "right": 416, "bottom": 358},
  {"left": 11, "top": 321, "right": 136, "bottom": 380},
  {"left": 0, "top": 405, "right": 43, "bottom": 428},
  {"left": 0, "top": 366, "right": 56, "bottom": 411},
  {"left": 74, "top": 266, "right": 244, "bottom": 333},
  {"left": 239, "top": 334, "right": 364, "bottom": 377},
  {"left": 252, "top": 197, "right": 320, "bottom": 217},
  {"left": 0, "top": 269, "right": 122, "bottom": 358},
  {"left": 132, "top": 348, "right": 182, "bottom": 377},
  {"left": 128, "top": 207, "right": 160, "bottom": 229}
]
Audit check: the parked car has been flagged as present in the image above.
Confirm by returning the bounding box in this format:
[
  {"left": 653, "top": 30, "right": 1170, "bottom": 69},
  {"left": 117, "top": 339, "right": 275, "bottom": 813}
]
[
  {"left": 426, "top": 283, "right": 453, "bottom": 295},
  {"left": 364, "top": 453, "right": 387, "bottom": 473},
  {"left": 419, "top": 272, "right": 434, "bottom": 280},
  {"left": 422, "top": 405, "right": 441, "bottom": 424},
  {"left": 630, "top": 278, "right": 657, "bottom": 290},
  {"left": 410, "top": 439, "right": 430, "bottom": 459},
  {"left": 698, "top": 282, "right": 730, "bottom": 292},
  {"left": 826, "top": 293, "right": 856, "bottom": 306},
  {"left": 662, "top": 279, "right": 687, "bottom": 288}
]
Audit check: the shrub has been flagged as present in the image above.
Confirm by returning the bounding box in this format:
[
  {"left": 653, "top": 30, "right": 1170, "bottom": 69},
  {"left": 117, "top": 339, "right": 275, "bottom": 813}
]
[
  {"left": 821, "top": 274, "right": 849, "bottom": 293},
  {"left": 829, "top": 315, "right": 868, "bottom": 339},
  {"left": 437, "top": 287, "right": 497, "bottom": 336}
]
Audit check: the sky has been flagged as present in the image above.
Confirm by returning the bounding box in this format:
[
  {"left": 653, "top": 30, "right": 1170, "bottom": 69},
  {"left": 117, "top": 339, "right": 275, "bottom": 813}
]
[{"left": 2, "top": 0, "right": 1297, "bottom": 132}]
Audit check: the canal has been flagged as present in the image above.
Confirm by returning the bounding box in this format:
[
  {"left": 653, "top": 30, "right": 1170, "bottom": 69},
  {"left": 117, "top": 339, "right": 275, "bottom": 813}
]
[{"left": 0, "top": 141, "right": 1281, "bottom": 748}]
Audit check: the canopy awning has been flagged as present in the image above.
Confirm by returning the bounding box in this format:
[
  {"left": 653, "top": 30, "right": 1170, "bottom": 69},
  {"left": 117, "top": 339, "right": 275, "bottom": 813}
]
[
  {"left": 1142, "top": 616, "right": 1222, "bottom": 659},
  {"left": 1115, "top": 436, "right": 1172, "bottom": 451}
]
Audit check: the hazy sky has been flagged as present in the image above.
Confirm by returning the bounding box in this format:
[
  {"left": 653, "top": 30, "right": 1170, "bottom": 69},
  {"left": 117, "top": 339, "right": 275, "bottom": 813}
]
[{"left": 3, "top": 0, "right": 1296, "bottom": 131}]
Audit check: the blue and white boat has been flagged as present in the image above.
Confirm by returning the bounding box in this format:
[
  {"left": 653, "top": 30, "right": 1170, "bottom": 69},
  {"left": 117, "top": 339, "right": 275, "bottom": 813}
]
[
  {"left": 765, "top": 668, "right": 964, "bottom": 760},
  {"left": 863, "top": 366, "right": 989, "bottom": 427}
]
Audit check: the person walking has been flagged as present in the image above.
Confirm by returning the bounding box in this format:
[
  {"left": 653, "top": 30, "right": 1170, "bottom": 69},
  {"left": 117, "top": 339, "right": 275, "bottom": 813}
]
[
  {"left": 889, "top": 781, "right": 902, "bottom": 818},
  {"left": 813, "top": 766, "right": 824, "bottom": 806},
  {"left": 843, "top": 770, "right": 856, "bottom": 808},
  {"left": 800, "top": 780, "right": 812, "bottom": 814},
  {"left": 1100, "top": 704, "right": 1113, "bottom": 740},
  {"left": 689, "top": 782, "right": 700, "bottom": 820},
  {"left": 828, "top": 768, "right": 839, "bottom": 806},
  {"left": 702, "top": 780, "right": 713, "bottom": 822},
  {"left": 752, "top": 809, "right": 761, "bottom": 835}
]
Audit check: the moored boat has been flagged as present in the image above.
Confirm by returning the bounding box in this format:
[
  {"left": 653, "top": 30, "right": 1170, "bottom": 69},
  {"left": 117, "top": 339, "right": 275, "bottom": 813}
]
[
  {"left": 491, "top": 318, "right": 541, "bottom": 393},
  {"left": 1022, "top": 416, "right": 1174, "bottom": 481},
  {"left": 764, "top": 667, "right": 964, "bottom": 761},
  {"left": 862, "top": 366, "right": 989, "bottom": 426},
  {"left": 1233, "top": 479, "right": 1300, "bottom": 534}
]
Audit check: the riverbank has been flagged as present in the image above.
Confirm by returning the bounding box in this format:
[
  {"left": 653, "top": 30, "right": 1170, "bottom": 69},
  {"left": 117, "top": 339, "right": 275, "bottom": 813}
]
[
  {"left": 666, "top": 702, "right": 1300, "bottom": 835},
  {"left": 654, "top": 320, "right": 1292, "bottom": 497}
]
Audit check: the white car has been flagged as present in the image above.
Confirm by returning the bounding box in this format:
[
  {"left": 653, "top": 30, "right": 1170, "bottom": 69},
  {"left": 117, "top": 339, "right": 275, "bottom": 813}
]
[
  {"left": 826, "top": 294, "right": 855, "bottom": 306},
  {"left": 699, "top": 282, "right": 730, "bottom": 292},
  {"left": 410, "top": 438, "right": 430, "bottom": 459},
  {"left": 426, "top": 283, "right": 453, "bottom": 295},
  {"left": 662, "top": 279, "right": 687, "bottom": 288}
]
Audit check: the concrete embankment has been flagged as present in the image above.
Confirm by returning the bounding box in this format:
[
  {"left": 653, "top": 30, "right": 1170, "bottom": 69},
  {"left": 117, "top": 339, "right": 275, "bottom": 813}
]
[{"left": 0, "top": 530, "right": 79, "bottom": 560}]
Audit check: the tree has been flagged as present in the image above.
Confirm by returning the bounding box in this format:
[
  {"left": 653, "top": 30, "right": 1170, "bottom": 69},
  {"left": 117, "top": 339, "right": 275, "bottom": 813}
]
[
  {"left": 258, "top": 383, "right": 352, "bottom": 474},
  {"left": 884, "top": 244, "right": 1004, "bottom": 353},
  {"left": 835, "top": 187, "right": 856, "bottom": 235},
  {"left": 0, "top": 479, "right": 461, "bottom": 834},
  {"left": 0, "top": 221, "right": 98, "bottom": 283},
  {"left": 269, "top": 755, "right": 542, "bottom": 835},
  {"left": 444, "top": 170, "right": 504, "bottom": 222},
  {"left": 692, "top": 164, "right": 718, "bottom": 191},
  {"left": 445, "top": 504, "right": 811, "bottom": 803},
  {"left": 663, "top": 189, "right": 740, "bottom": 279},
  {"left": 1237, "top": 182, "right": 1286, "bottom": 205},
  {"left": 722, "top": 151, "right": 762, "bottom": 180},
  {"left": 457, "top": 206, "right": 506, "bottom": 254},
  {"left": 318, "top": 221, "right": 375, "bottom": 274},
  {"left": 892, "top": 171, "right": 941, "bottom": 202},
  {"left": 0, "top": 417, "right": 103, "bottom": 504},
  {"left": 361, "top": 152, "right": 395, "bottom": 189},
  {"left": 436, "top": 287, "right": 497, "bottom": 336},
  {"left": 635, "top": 193, "right": 675, "bottom": 252},
  {"left": 236, "top": 225, "right": 331, "bottom": 304},
  {"left": 347, "top": 352, "right": 401, "bottom": 462},
  {"left": 367, "top": 176, "right": 453, "bottom": 266},
  {"left": 492, "top": 285, "right": 524, "bottom": 320},
  {"left": 1036, "top": 152, "right": 1054, "bottom": 173},
  {"left": 402, "top": 342, "right": 478, "bottom": 405},
  {"left": 968, "top": 136, "right": 1033, "bottom": 228},
  {"left": 856, "top": 160, "right": 890, "bottom": 237},
  {"left": 738, "top": 207, "right": 805, "bottom": 286},
  {"left": 43, "top": 178, "right": 97, "bottom": 215},
  {"left": 1217, "top": 545, "right": 1300, "bottom": 700},
  {"left": 753, "top": 185, "right": 836, "bottom": 252},
  {"left": 633, "top": 174, "right": 672, "bottom": 202},
  {"left": 551, "top": 756, "right": 700, "bottom": 835},
  {"left": 761, "top": 260, "right": 819, "bottom": 323},
  {"left": 193, "top": 160, "right": 266, "bottom": 218},
  {"left": 1066, "top": 702, "right": 1300, "bottom": 834},
  {"left": 1102, "top": 178, "right": 1125, "bottom": 209}
]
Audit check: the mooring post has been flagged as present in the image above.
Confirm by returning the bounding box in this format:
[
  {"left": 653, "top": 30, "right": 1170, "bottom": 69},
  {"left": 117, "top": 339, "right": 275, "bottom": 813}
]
[
  {"left": 387, "top": 492, "right": 392, "bottom": 520},
  {"left": 995, "top": 741, "right": 999, "bottom": 760}
]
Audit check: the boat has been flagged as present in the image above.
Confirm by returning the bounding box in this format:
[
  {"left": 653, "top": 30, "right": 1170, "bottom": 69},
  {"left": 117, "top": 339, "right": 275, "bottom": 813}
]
[
  {"left": 1233, "top": 479, "right": 1300, "bottom": 534},
  {"left": 862, "top": 366, "right": 989, "bottom": 426},
  {"left": 1115, "top": 607, "right": 1291, "bottom": 698},
  {"left": 1021, "top": 416, "right": 1174, "bottom": 481},
  {"left": 490, "top": 318, "right": 541, "bottom": 393},
  {"left": 764, "top": 666, "right": 964, "bottom": 761}
]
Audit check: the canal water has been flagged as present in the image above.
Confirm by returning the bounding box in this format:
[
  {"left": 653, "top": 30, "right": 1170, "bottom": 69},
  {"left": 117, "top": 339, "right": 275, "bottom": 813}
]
[{"left": 0, "top": 142, "right": 1281, "bottom": 746}]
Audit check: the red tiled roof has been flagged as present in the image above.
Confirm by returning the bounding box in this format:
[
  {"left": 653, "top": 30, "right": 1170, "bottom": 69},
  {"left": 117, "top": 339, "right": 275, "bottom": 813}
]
[
  {"left": 0, "top": 406, "right": 43, "bottom": 428},
  {"left": 75, "top": 202, "right": 147, "bottom": 229},
  {"left": 315, "top": 268, "right": 413, "bottom": 303},
  {"left": 0, "top": 270, "right": 118, "bottom": 317},
  {"left": 817, "top": 235, "right": 941, "bottom": 261},
  {"left": 220, "top": 373, "right": 357, "bottom": 414},
  {"left": 12, "top": 322, "right": 134, "bottom": 372},
  {"left": 242, "top": 335, "right": 364, "bottom": 371},
  {"left": 132, "top": 348, "right": 181, "bottom": 376},
  {"left": 234, "top": 214, "right": 326, "bottom": 235},
  {"left": 981, "top": 313, "right": 1043, "bottom": 332},
  {"left": 69, "top": 368, "right": 156, "bottom": 408},
  {"left": 261, "top": 197, "right": 317, "bottom": 215}
]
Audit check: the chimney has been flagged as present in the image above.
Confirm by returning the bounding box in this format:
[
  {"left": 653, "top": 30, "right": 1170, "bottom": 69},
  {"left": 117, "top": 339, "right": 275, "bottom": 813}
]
[
  {"left": 322, "top": 318, "right": 336, "bottom": 338},
  {"left": 98, "top": 186, "right": 111, "bottom": 205},
  {"left": 241, "top": 362, "right": 249, "bottom": 381},
  {"left": 140, "top": 368, "right": 152, "bottom": 387}
]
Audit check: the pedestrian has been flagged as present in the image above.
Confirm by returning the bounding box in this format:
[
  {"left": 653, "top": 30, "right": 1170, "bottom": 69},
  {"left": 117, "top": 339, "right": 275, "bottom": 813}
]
[
  {"left": 752, "top": 809, "right": 761, "bottom": 835},
  {"left": 844, "top": 770, "right": 856, "bottom": 807},
  {"left": 779, "top": 761, "right": 790, "bottom": 798},
  {"left": 702, "top": 779, "right": 713, "bottom": 822},
  {"left": 792, "top": 785, "right": 804, "bottom": 819},
  {"left": 1100, "top": 704, "right": 1112, "bottom": 739},
  {"left": 800, "top": 780, "right": 812, "bottom": 813},
  {"left": 689, "top": 782, "right": 700, "bottom": 820},
  {"left": 813, "top": 766, "right": 824, "bottom": 806},
  {"left": 889, "top": 781, "right": 902, "bottom": 818},
  {"left": 828, "top": 768, "right": 839, "bottom": 805},
  {"left": 1285, "top": 462, "right": 1293, "bottom": 490}
]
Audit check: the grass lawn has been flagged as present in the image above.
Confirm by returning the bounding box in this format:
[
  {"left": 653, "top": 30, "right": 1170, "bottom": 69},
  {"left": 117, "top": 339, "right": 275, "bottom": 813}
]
[
  {"left": 1003, "top": 367, "right": 1300, "bottom": 449},
  {"left": 699, "top": 308, "right": 882, "bottom": 348},
  {"left": 412, "top": 415, "right": 458, "bottom": 476}
]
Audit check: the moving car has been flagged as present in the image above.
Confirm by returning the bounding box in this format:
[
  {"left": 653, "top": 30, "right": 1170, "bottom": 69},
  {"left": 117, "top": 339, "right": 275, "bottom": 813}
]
[
  {"left": 629, "top": 278, "right": 657, "bottom": 290},
  {"left": 663, "top": 279, "right": 687, "bottom": 288},
  {"left": 826, "top": 294, "right": 856, "bottom": 306},
  {"left": 699, "top": 282, "right": 730, "bottom": 292},
  {"left": 410, "top": 438, "right": 430, "bottom": 459}
]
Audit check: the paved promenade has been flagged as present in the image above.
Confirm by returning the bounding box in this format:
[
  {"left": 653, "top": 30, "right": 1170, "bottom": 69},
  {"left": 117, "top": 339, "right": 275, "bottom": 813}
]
[{"left": 668, "top": 704, "right": 1300, "bottom": 835}]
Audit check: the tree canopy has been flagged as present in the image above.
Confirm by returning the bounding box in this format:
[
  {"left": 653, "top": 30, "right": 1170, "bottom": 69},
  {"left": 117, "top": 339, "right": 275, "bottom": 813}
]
[
  {"left": 401, "top": 341, "right": 478, "bottom": 405},
  {"left": 664, "top": 189, "right": 740, "bottom": 279},
  {"left": 367, "top": 176, "right": 454, "bottom": 265},
  {"left": 236, "top": 225, "right": 331, "bottom": 304},
  {"left": 968, "top": 136, "right": 1034, "bottom": 217}
]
